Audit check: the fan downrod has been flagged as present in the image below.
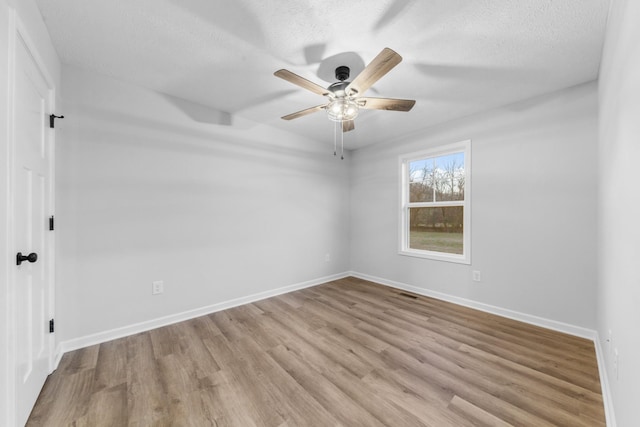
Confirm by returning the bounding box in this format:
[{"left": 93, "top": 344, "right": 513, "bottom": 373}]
[{"left": 335, "top": 66, "right": 350, "bottom": 82}]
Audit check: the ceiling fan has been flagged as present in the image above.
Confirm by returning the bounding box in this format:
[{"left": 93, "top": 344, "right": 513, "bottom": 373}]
[{"left": 274, "top": 48, "right": 416, "bottom": 133}]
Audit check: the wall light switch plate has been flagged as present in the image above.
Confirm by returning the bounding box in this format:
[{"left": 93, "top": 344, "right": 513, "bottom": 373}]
[{"left": 472, "top": 271, "right": 481, "bottom": 282}]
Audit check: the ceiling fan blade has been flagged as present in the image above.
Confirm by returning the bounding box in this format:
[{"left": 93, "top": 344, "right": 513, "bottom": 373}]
[
  {"left": 359, "top": 97, "right": 415, "bottom": 111},
  {"left": 274, "top": 69, "right": 329, "bottom": 97},
  {"left": 346, "top": 48, "right": 402, "bottom": 96},
  {"left": 281, "top": 104, "right": 326, "bottom": 120},
  {"left": 342, "top": 120, "right": 355, "bottom": 132}
]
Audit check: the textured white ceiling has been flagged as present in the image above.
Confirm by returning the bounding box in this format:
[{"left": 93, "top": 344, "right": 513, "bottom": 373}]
[{"left": 36, "top": 0, "right": 610, "bottom": 149}]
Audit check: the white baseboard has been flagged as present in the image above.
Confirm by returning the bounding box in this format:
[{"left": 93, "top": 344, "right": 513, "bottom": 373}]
[
  {"left": 594, "top": 332, "right": 617, "bottom": 426},
  {"left": 57, "top": 271, "right": 350, "bottom": 363},
  {"left": 53, "top": 343, "right": 64, "bottom": 371},
  {"left": 348, "top": 271, "right": 597, "bottom": 340}
]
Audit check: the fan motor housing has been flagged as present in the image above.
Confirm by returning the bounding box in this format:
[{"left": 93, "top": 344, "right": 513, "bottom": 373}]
[{"left": 328, "top": 81, "right": 349, "bottom": 96}]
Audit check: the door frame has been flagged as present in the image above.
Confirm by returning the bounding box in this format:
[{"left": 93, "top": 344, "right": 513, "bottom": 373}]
[{"left": 5, "top": 9, "right": 57, "bottom": 426}]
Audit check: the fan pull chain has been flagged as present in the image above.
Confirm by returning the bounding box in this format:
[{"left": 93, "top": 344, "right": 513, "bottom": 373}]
[
  {"left": 333, "top": 120, "right": 337, "bottom": 156},
  {"left": 341, "top": 124, "right": 344, "bottom": 160}
]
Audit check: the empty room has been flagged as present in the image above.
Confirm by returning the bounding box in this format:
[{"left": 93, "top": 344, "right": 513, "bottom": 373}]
[{"left": 1, "top": 0, "right": 638, "bottom": 425}]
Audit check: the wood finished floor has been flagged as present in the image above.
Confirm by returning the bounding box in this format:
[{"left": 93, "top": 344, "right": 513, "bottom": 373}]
[{"left": 27, "top": 277, "right": 605, "bottom": 426}]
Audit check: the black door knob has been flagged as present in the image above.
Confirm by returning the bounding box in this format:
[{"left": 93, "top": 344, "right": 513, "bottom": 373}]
[{"left": 16, "top": 252, "right": 38, "bottom": 266}]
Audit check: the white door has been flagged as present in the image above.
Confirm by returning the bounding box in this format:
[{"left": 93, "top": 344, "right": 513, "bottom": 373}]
[{"left": 13, "top": 34, "right": 53, "bottom": 426}]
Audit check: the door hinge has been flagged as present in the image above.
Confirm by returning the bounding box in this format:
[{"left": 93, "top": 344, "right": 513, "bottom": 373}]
[
  {"left": 49, "top": 319, "right": 54, "bottom": 333},
  {"left": 49, "top": 114, "right": 64, "bottom": 129},
  {"left": 49, "top": 215, "right": 54, "bottom": 231}
]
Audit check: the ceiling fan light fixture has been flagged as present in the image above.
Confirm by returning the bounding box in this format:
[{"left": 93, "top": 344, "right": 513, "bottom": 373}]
[
  {"left": 274, "top": 48, "right": 415, "bottom": 142},
  {"left": 327, "top": 97, "right": 359, "bottom": 122}
]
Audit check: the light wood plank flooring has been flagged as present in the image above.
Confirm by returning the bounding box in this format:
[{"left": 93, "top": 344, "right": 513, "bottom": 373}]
[{"left": 27, "top": 277, "right": 605, "bottom": 426}]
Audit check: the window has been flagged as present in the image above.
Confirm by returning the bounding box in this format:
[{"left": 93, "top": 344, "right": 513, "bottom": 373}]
[{"left": 399, "top": 140, "right": 471, "bottom": 264}]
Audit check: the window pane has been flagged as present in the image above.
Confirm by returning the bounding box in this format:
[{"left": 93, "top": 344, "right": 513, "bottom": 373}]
[
  {"left": 409, "top": 182, "right": 433, "bottom": 202},
  {"left": 409, "top": 206, "right": 464, "bottom": 254},
  {"left": 433, "top": 152, "right": 465, "bottom": 202},
  {"left": 408, "top": 159, "right": 434, "bottom": 202}
]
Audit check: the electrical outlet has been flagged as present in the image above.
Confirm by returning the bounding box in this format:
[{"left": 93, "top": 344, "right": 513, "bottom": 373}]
[
  {"left": 607, "top": 329, "right": 613, "bottom": 354},
  {"left": 152, "top": 280, "right": 164, "bottom": 295},
  {"left": 613, "top": 348, "right": 619, "bottom": 380},
  {"left": 325, "top": 253, "right": 331, "bottom": 263},
  {"left": 472, "top": 271, "right": 481, "bottom": 282}
]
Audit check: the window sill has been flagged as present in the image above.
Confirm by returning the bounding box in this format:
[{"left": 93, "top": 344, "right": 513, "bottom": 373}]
[{"left": 398, "top": 249, "right": 470, "bottom": 265}]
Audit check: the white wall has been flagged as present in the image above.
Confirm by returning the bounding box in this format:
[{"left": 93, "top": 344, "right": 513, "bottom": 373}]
[
  {"left": 56, "top": 65, "right": 350, "bottom": 346},
  {"left": 350, "top": 82, "right": 598, "bottom": 330},
  {"left": 598, "top": 0, "right": 640, "bottom": 425},
  {"left": 0, "top": 0, "right": 60, "bottom": 424}
]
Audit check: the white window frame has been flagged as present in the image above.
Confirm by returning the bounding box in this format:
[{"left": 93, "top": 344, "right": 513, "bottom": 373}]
[{"left": 399, "top": 140, "right": 471, "bottom": 264}]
